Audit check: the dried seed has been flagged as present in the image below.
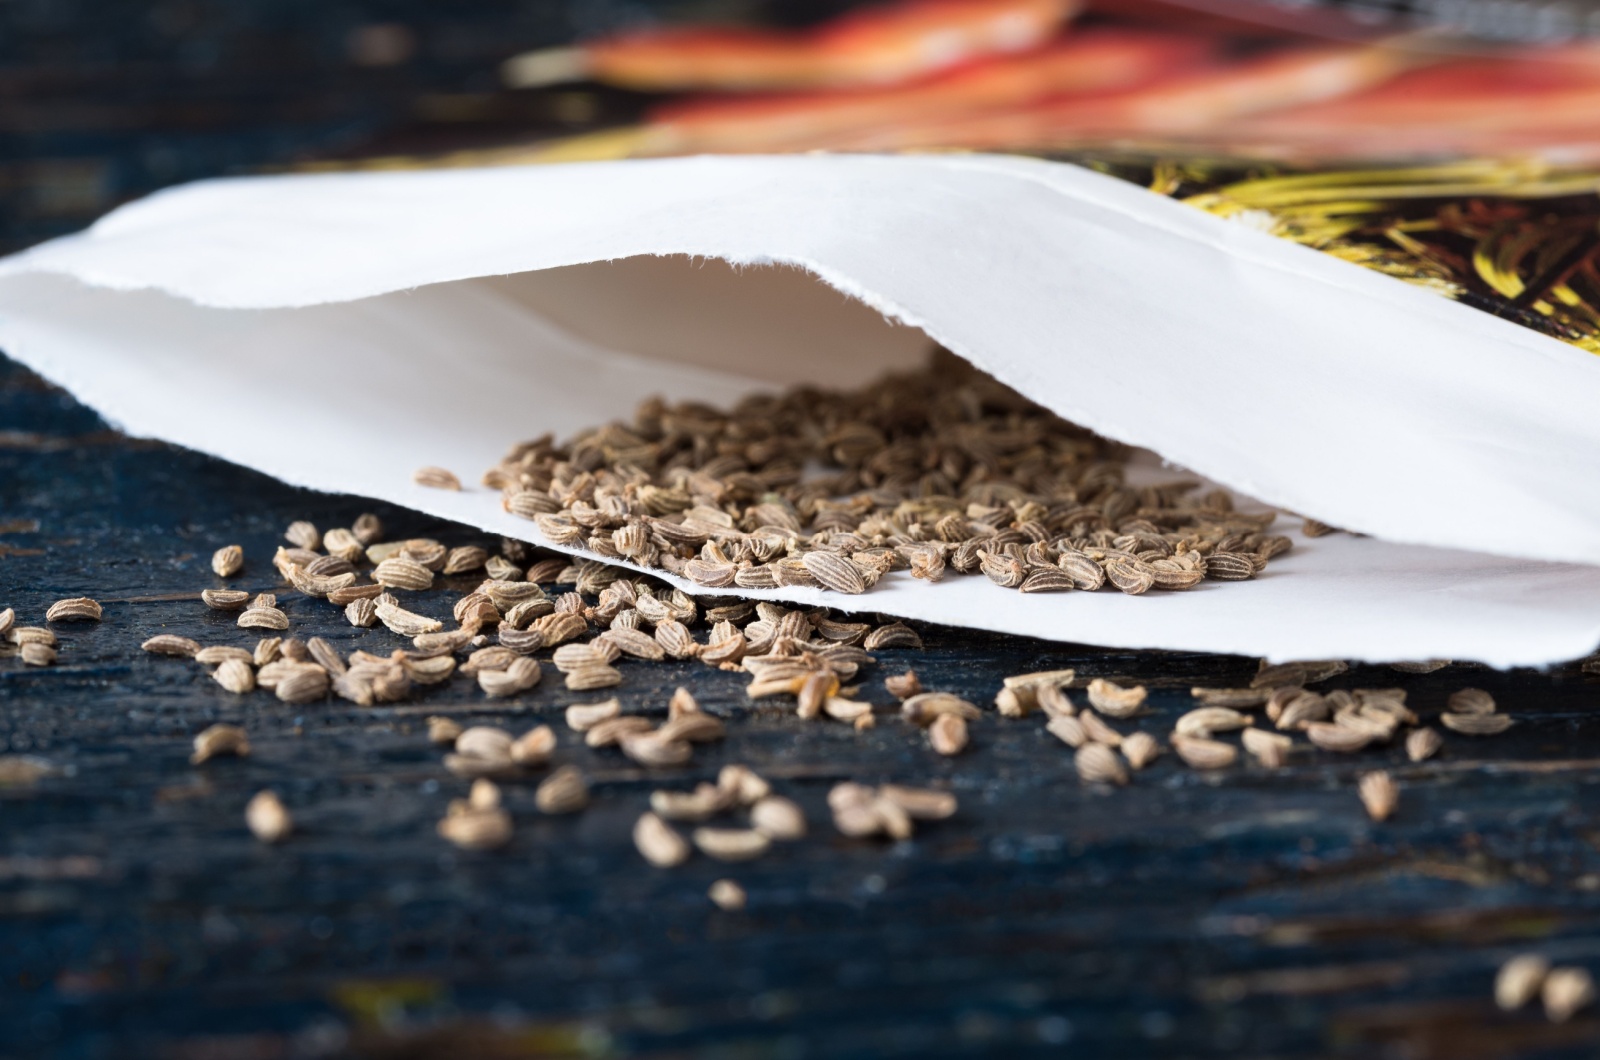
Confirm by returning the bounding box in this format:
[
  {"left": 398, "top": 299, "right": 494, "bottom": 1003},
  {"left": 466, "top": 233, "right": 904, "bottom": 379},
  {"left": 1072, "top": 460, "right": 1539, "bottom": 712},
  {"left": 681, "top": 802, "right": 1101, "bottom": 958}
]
[
  {"left": 275, "top": 665, "right": 329, "bottom": 704},
  {"left": 1358, "top": 770, "right": 1399, "bottom": 821},
  {"left": 1389, "top": 659, "right": 1451, "bottom": 673},
  {"left": 142, "top": 634, "right": 201, "bottom": 657},
  {"left": 344, "top": 598, "right": 377, "bottom": 628},
  {"left": 9, "top": 625, "right": 56, "bottom": 647},
  {"left": 1191, "top": 687, "right": 1271, "bottom": 708},
  {"left": 878, "top": 784, "right": 957, "bottom": 820},
  {"left": 1086, "top": 678, "right": 1147, "bottom": 718},
  {"left": 585, "top": 716, "right": 653, "bottom": 748},
  {"left": 427, "top": 716, "right": 463, "bottom": 745},
  {"left": 1172, "top": 735, "right": 1237, "bottom": 770},
  {"left": 884, "top": 670, "right": 922, "bottom": 701},
  {"left": 245, "top": 790, "right": 292, "bottom": 843},
  {"left": 1305, "top": 722, "right": 1373, "bottom": 753},
  {"left": 508, "top": 725, "right": 556, "bottom": 766},
  {"left": 1046, "top": 714, "right": 1088, "bottom": 748},
  {"left": 901, "top": 692, "right": 981, "bottom": 726},
  {"left": 20, "top": 642, "right": 56, "bottom": 666},
  {"left": 212, "top": 545, "right": 244, "bottom": 578},
  {"left": 327, "top": 583, "right": 384, "bottom": 606},
  {"left": 535, "top": 765, "right": 589, "bottom": 814},
  {"left": 1175, "top": 707, "right": 1249, "bottom": 739},
  {"left": 634, "top": 812, "right": 690, "bottom": 867},
  {"left": 693, "top": 827, "right": 771, "bottom": 862},
  {"left": 1241, "top": 727, "right": 1292, "bottom": 768},
  {"left": 863, "top": 623, "right": 922, "bottom": 650},
  {"left": 1543, "top": 967, "right": 1595, "bottom": 1023},
  {"left": 374, "top": 557, "right": 434, "bottom": 591},
  {"left": 750, "top": 796, "right": 807, "bottom": 840},
  {"left": 565, "top": 663, "right": 622, "bottom": 691},
  {"left": 479, "top": 657, "right": 542, "bottom": 698},
  {"left": 1496, "top": 954, "right": 1550, "bottom": 1011},
  {"left": 253, "top": 637, "right": 282, "bottom": 666},
  {"left": 1104, "top": 556, "right": 1155, "bottom": 595},
  {"left": 202, "top": 589, "right": 251, "bottom": 611},
  {"left": 1440, "top": 712, "right": 1514, "bottom": 736},
  {"left": 928, "top": 713, "right": 968, "bottom": 756},
  {"left": 213, "top": 658, "right": 255, "bottom": 694},
  {"left": 238, "top": 607, "right": 290, "bottom": 631},
  {"left": 284, "top": 521, "right": 319, "bottom": 550},
  {"left": 652, "top": 783, "right": 731, "bottom": 822},
  {"left": 657, "top": 712, "right": 726, "bottom": 744},
  {"left": 191, "top": 724, "right": 250, "bottom": 764},
  {"left": 351, "top": 513, "right": 383, "bottom": 546},
  {"left": 1447, "top": 688, "right": 1496, "bottom": 715},
  {"left": 438, "top": 808, "right": 513, "bottom": 850},
  {"left": 1405, "top": 726, "right": 1443, "bottom": 762},
  {"left": 620, "top": 731, "right": 693, "bottom": 768},
  {"left": 374, "top": 601, "right": 442, "bottom": 636},
  {"left": 708, "top": 879, "right": 747, "bottom": 910},
  {"left": 566, "top": 699, "right": 622, "bottom": 732},
  {"left": 413, "top": 466, "right": 462, "bottom": 490},
  {"left": 0, "top": 608, "right": 11, "bottom": 637},
  {"left": 719, "top": 764, "right": 771, "bottom": 806},
  {"left": 455, "top": 726, "right": 514, "bottom": 763},
  {"left": 1121, "top": 732, "right": 1161, "bottom": 770},
  {"left": 1078, "top": 710, "right": 1123, "bottom": 747},
  {"left": 602, "top": 626, "right": 666, "bottom": 661},
  {"left": 45, "top": 597, "right": 101, "bottom": 623},
  {"left": 824, "top": 696, "right": 872, "bottom": 722},
  {"left": 1076, "top": 742, "right": 1129, "bottom": 785},
  {"left": 195, "top": 645, "right": 253, "bottom": 667}
]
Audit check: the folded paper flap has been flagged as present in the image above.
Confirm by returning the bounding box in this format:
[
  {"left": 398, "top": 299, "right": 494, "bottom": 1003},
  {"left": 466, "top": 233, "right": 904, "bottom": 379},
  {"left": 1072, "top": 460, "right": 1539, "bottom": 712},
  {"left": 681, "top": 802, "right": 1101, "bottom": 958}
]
[{"left": 3, "top": 153, "right": 1600, "bottom": 666}]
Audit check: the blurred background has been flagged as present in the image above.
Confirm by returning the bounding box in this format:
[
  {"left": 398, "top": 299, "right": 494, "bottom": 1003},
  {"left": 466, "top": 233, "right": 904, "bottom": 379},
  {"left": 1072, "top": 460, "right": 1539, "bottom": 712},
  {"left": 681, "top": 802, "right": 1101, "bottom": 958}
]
[{"left": 9, "top": 0, "right": 1600, "bottom": 349}]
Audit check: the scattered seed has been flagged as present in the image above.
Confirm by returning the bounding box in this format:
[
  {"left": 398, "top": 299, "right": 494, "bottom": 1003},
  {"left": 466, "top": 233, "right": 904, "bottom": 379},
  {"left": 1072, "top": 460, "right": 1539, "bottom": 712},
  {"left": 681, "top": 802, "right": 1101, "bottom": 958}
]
[
  {"left": 751, "top": 796, "right": 806, "bottom": 840},
  {"left": 427, "top": 716, "right": 463, "bottom": 746},
  {"left": 191, "top": 724, "right": 250, "bottom": 764},
  {"left": 201, "top": 589, "right": 250, "bottom": 611},
  {"left": 719, "top": 765, "right": 771, "bottom": 806},
  {"left": 1172, "top": 735, "right": 1237, "bottom": 770},
  {"left": 1086, "top": 678, "right": 1147, "bottom": 718},
  {"left": 245, "top": 790, "right": 292, "bottom": 843},
  {"left": 1448, "top": 688, "right": 1496, "bottom": 715},
  {"left": 1496, "top": 955, "right": 1550, "bottom": 1011},
  {"left": 535, "top": 765, "right": 590, "bottom": 814},
  {"left": 1047, "top": 714, "right": 1087, "bottom": 748},
  {"left": 708, "top": 879, "right": 747, "bottom": 910},
  {"left": 1543, "top": 967, "right": 1595, "bottom": 1023},
  {"left": 1406, "top": 727, "right": 1443, "bottom": 762},
  {"left": 1076, "top": 742, "right": 1128, "bottom": 785},
  {"left": 275, "top": 665, "right": 329, "bottom": 704},
  {"left": 510, "top": 725, "right": 556, "bottom": 765},
  {"left": 213, "top": 658, "right": 255, "bottom": 694},
  {"left": 20, "top": 642, "right": 56, "bottom": 667},
  {"left": 1175, "top": 706, "right": 1249, "bottom": 738},
  {"left": 1358, "top": 770, "right": 1399, "bottom": 821},
  {"left": 566, "top": 698, "right": 622, "bottom": 732},
  {"left": 284, "top": 521, "right": 320, "bottom": 551},
  {"left": 212, "top": 545, "right": 244, "bottom": 578},
  {"left": 374, "top": 601, "right": 442, "bottom": 637},
  {"left": 413, "top": 466, "right": 462, "bottom": 490},
  {"left": 928, "top": 713, "right": 968, "bottom": 756},
  {"left": 634, "top": 812, "right": 690, "bottom": 867},
  {"left": 693, "top": 827, "right": 771, "bottom": 862},
  {"left": 1440, "top": 712, "right": 1514, "bottom": 736},
  {"left": 438, "top": 807, "right": 513, "bottom": 850},
  {"left": 884, "top": 670, "right": 922, "bottom": 700},
  {"left": 238, "top": 607, "right": 290, "bottom": 631},
  {"left": 45, "top": 597, "right": 101, "bottom": 623},
  {"left": 1121, "top": 732, "right": 1161, "bottom": 770},
  {"left": 1390, "top": 659, "right": 1451, "bottom": 673},
  {"left": 1241, "top": 727, "right": 1291, "bottom": 768},
  {"left": 142, "top": 634, "right": 201, "bottom": 658},
  {"left": 901, "top": 692, "right": 981, "bottom": 726}
]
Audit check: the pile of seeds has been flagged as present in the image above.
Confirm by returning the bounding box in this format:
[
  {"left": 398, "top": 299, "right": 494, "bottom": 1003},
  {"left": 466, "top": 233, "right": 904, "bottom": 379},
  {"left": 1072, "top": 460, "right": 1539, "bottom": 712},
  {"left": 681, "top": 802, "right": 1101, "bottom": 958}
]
[{"left": 472, "top": 354, "right": 1293, "bottom": 599}]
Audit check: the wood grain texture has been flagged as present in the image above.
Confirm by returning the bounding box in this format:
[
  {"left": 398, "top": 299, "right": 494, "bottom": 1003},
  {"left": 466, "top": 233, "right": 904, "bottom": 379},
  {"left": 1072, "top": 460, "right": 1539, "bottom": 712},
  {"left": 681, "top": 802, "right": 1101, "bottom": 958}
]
[{"left": 3, "top": 353, "right": 1600, "bottom": 1059}]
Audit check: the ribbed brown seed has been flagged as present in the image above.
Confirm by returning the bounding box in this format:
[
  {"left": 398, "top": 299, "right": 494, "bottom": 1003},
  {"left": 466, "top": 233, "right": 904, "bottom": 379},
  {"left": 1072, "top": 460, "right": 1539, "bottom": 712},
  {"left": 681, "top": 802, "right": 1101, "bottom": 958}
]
[
  {"left": 284, "top": 521, "right": 319, "bottom": 550},
  {"left": 1440, "top": 712, "right": 1514, "bottom": 735},
  {"left": 1047, "top": 714, "right": 1087, "bottom": 748},
  {"left": 201, "top": 589, "right": 250, "bottom": 611},
  {"left": 1447, "top": 688, "right": 1496, "bottom": 715},
  {"left": 213, "top": 658, "right": 255, "bottom": 694},
  {"left": 212, "top": 545, "right": 244, "bottom": 578},
  {"left": 1121, "top": 732, "right": 1161, "bottom": 770},
  {"left": 885, "top": 670, "right": 922, "bottom": 700},
  {"left": 901, "top": 693, "right": 981, "bottom": 726},
  {"left": 511, "top": 725, "right": 556, "bottom": 765},
  {"left": 1104, "top": 556, "right": 1155, "bottom": 595},
  {"left": 1543, "top": 968, "right": 1595, "bottom": 1023},
  {"left": 863, "top": 623, "right": 922, "bottom": 650},
  {"left": 443, "top": 545, "right": 488, "bottom": 574},
  {"left": 413, "top": 466, "right": 461, "bottom": 490},
  {"left": 427, "top": 716, "right": 463, "bottom": 745},
  {"left": 374, "top": 557, "right": 434, "bottom": 591},
  {"left": 276, "top": 665, "right": 329, "bottom": 704},
  {"left": 345, "top": 598, "right": 377, "bottom": 628},
  {"left": 1496, "top": 955, "right": 1550, "bottom": 1011},
  {"left": 1305, "top": 722, "right": 1372, "bottom": 752},
  {"left": 750, "top": 796, "right": 807, "bottom": 840},
  {"left": 620, "top": 731, "right": 693, "bottom": 767},
  {"left": 20, "top": 642, "right": 57, "bottom": 666},
  {"left": 1078, "top": 711, "right": 1123, "bottom": 747},
  {"left": 1076, "top": 742, "right": 1128, "bottom": 785},
  {"left": 374, "top": 602, "right": 441, "bottom": 636},
  {"left": 46, "top": 597, "right": 101, "bottom": 622},
  {"left": 238, "top": 607, "right": 290, "bottom": 631},
  {"left": 1192, "top": 687, "right": 1271, "bottom": 708},
  {"left": 1175, "top": 707, "right": 1249, "bottom": 738},
  {"left": 602, "top": 627, "right": 665, "bottom": 661},
  {"left": 799, "top": 551, "right": 866, "bottom": 594},
  {"left": 566, "top": 698, "right": 622, "bottom": 732},
  {"left": 1406, "top": 726, "right": 1443, "bottom": 762},
  {"left": 142, "top": 634, "right": 201, "bottom": 657}
]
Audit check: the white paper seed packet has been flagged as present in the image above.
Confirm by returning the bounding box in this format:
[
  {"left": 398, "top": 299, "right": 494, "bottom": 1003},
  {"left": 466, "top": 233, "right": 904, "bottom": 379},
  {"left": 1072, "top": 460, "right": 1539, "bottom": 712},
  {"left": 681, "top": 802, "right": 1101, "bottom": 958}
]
[{"left": 2, "top": 152, "right": 1599, "bottom": 667}]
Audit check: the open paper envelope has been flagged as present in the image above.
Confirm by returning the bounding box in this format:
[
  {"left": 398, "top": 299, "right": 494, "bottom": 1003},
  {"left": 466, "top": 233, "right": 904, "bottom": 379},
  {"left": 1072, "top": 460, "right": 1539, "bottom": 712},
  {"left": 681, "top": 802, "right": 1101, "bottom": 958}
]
[{"left": 2, "top": 152, "right": 1600, "bottom": 667}]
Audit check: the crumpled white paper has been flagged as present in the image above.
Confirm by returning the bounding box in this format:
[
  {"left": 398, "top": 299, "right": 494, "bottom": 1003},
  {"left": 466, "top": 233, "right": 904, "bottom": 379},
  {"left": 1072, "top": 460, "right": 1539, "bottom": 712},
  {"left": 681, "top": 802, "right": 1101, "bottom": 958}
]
[{"left": 2, "top": 152, "right": 1599, "bottom": 667}]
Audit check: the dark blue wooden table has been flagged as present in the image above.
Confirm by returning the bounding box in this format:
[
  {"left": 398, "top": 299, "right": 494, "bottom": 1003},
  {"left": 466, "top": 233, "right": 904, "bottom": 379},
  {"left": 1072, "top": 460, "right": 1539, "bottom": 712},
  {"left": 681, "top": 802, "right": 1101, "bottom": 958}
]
[{"left": 4, "top": 351, "right": 1600, "bottom": 1059}]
